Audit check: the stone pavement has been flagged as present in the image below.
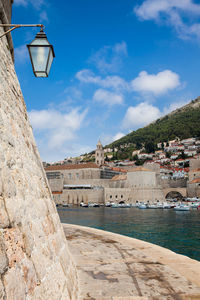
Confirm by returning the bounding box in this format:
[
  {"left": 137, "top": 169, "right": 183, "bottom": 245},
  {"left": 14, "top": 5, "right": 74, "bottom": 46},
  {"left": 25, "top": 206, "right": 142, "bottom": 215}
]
[{"left": 63, "top": 224, "right": 200, "bottom": 300}]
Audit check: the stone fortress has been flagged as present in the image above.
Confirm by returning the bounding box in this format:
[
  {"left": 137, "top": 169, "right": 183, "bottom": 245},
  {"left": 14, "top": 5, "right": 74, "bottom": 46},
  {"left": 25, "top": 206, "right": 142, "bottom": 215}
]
[
  {"left": 1, "top": 1, "right": 200, "bottom": 299},
  {"left": 45, "top": 141, "right": 165, "bottom": 205},
  {"left": 0, "top": 1, "right": 78, "bottom": 299}
]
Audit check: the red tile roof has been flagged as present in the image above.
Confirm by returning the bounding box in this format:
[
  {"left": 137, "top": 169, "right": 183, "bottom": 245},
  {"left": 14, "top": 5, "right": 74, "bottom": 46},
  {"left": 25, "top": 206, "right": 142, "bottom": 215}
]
[
  {"left": 190, "top": 178, "right": 200, "bottom": 184},
  {"left": 110, "top": 167, "right": 127, "bottom": 173},
  {"left": 190, "top": 168, "right": 200, "bottom": 173},
  {"left": 111, "top": 174, "right": 127, "bottom": 181},
  {"left": 45, "top": 162, "right": 99, "bottom": 171}
]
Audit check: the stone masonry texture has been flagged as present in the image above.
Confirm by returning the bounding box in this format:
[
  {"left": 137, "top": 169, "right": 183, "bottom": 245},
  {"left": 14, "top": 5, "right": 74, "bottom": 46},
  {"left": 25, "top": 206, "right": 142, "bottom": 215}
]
[{"left": 0, "top": 1, "right": 78, "bottom": 299}]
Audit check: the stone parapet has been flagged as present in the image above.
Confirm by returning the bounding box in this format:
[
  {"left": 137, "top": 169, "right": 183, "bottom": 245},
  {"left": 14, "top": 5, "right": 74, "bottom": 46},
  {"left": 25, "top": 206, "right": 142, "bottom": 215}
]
[{"left": 64, "top": 223, "right": 200, "bottom": 300}]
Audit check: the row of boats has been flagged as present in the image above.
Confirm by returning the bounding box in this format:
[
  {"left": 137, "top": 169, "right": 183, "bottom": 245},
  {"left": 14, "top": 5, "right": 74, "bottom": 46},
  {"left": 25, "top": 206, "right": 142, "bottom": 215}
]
[
  {"left": 137, "top": 202, "right": 200, "bottom": 211},
  {"left": 58, "top": 201, "right": 200, "bottom": 211}
]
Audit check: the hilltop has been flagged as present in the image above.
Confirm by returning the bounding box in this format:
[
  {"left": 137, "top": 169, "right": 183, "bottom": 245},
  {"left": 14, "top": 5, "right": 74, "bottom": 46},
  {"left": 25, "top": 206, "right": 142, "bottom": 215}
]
[{"left": 106, "top": 97, "right": 200, "bottom": 156}]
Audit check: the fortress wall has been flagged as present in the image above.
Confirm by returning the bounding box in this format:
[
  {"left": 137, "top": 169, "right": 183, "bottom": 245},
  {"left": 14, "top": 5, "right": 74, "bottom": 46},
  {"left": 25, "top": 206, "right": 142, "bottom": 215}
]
[
  {"left": 0, "top": 2, "right": 78, "bottom": 299},
  {"left": 160, "top": 178, "right": 187, "bottom": 188},
  {"left": 127, "top": 171, "right": 156, "bottom": 188},
  {"left": 54, "top": 188, "right": 104, "bottom": 205},
  {"left": 129, "top": 188, "right": 165, "bottom": 202},
  {"left": 104, "top": 187, "right": 131, "bottom": 203}
]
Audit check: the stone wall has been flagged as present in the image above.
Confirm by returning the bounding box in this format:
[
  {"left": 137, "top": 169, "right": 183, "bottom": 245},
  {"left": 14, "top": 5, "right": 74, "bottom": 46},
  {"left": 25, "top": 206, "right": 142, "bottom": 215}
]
[
  {"left": 1, "top": 0, "right": 12, "bottom": 22},
  {"left": 54, "top": 188, "right": 104, "bottom": 205},
  {"left": 0, "top": 2, "right": 78, "bottom": 298},
  {"left": 127, "top": 170, "right": 156, "bottom": 188}
]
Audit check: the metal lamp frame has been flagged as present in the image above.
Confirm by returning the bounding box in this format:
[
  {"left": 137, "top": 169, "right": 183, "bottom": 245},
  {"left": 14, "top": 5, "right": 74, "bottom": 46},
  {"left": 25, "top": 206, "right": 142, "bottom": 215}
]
[{"left": 0, "top": 24, "right": 44, "bottom": 39}]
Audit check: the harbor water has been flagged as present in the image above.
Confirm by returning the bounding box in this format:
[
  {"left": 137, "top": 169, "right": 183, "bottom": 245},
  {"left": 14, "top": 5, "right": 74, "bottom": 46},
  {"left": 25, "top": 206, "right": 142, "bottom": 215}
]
[{"left": 58, "top": 207, "right": 200, "bottom": 261}]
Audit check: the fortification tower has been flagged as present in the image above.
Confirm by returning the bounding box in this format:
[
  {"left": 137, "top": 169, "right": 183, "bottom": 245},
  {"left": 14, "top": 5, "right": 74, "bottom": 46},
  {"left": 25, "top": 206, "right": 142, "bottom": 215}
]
[
  {"left": 95, "top": 140, "right": 104, "bottom": 166},
  {"left": 0, "top": 1, "right": 78, "bottom": 299}
]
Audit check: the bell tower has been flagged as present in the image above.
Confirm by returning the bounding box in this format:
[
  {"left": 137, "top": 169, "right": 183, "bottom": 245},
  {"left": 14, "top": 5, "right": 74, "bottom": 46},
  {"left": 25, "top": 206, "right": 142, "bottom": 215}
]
[{"left": 95, "top": 140, "right": 104, "bottom": 166}]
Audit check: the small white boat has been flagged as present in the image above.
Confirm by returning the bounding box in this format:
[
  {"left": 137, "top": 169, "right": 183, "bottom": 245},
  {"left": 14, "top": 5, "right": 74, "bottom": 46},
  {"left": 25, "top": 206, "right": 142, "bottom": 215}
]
[
  {"left": 88, "top": 203, "right": 100, "bottom": 207},
  {"left": 120, "top": 203, "right": 131, "bottom": 208},
  {"left": 174, "top": 204, "right": 190, "bottom": 211},
  {"left": 156, "top": 202, "right": 163, "bottom": 209},
  {"left": 162, "top": 202, "right": 171, "bottom": 209},
  {"left": 147, "top": 203, "right": 158, "bottom": 209},
  {"left": 80, "top": 202, "right": 88, "bottom": 207},
  {"left": 105, "top": 202, "right": 112, "bottom": 207},
  {"left": 138, "top": 203, "right": 147, "bottom": 209},
  {"left": 190, "top": 202, "right": 200, "bottom": 209}
]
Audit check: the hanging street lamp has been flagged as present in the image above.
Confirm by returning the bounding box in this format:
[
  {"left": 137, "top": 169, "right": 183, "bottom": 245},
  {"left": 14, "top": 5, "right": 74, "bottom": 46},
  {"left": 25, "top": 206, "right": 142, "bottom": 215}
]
[
  {"left": 27, "top": 28, "right": 55, "bottom": 77},
  {"left": 0, "top": 24, "right": 55, "bottom": 77}
]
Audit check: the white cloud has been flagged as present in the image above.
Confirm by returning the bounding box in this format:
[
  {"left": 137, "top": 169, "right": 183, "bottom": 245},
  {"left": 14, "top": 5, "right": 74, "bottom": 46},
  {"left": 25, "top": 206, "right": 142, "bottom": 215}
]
[
  {"left": 29, "top": 107, "right": 88, "bottom": 161},
  {"left": 76, "top": 69, "right": 128, "bottom": 91},
  {"left": 122, "top": 98, "right": 191, "bottom": 130},
  {"left": 134, "top": 0, "right": 200, "bottom": 40},
  {"left": 89, "top": 41, "right": 127, "bottom": 73},
  {"left": 39, "top": 11, "right": 49, "bottom": 23},
  {"left": 112, "top": 132, "right": 125, "bottom": 141},
  {"left": 14, "top": 0, "right": 46, "bottom": 10},
  {"left": 122, "top": 102, "right": 161, "bottom": 129},
  {"left": 131, "top": 70, "right": 180, "bottom": 95},
  {"left": 76, "top": 69, "right": 180, "bottom": 96},
  {"left": 15, "top": 45, "right": 29, "bottom": 63},
  {"left": 14, "top": 0, "right": 27, "bottom": 6},
  {"left": 93, "top": 89, "right": 124, "bottom": 106}
]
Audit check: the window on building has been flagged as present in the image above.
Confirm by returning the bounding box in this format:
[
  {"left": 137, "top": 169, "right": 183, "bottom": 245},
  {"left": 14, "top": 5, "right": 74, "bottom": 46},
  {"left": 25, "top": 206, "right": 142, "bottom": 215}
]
[
  {"left": 110, "top": 195, "right": 112, "bottom": 199},
  {"left": 121, "top": 195, "right": 123, "bottom": 198},
  {"left": 76, "top": 173, "right": 79, "bottom": 179},
  {"left": 97, "top": 153, "right": 99, "bottom": 156},
  {"left": 68, "top": 173, "right": 72, "bottom": 179},
  {"left": 115, "top": 195, "right": 118, "bottom": 198}
]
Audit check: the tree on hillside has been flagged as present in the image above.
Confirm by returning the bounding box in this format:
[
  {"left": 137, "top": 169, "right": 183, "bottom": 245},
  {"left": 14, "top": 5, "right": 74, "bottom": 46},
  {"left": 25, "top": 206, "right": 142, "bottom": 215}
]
[{"left": 145, "top": 141, "right": 155, "bottom": 153}]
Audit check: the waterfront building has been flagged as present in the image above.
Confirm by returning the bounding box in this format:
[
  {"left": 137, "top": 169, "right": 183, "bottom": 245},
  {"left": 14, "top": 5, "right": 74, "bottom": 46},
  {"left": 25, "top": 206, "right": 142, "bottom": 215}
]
[{"left": 45, "top": 162, "right": 165, "bottom": 205}]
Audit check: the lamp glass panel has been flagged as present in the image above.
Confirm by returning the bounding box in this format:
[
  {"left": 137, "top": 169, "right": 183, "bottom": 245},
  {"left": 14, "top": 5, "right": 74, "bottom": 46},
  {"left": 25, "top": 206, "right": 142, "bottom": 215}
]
[
  {"left": 29, "top": 46, "right": 50, "bottom": 72},
  {"left": 35, "top": 72, "right": 47, "bottom": 77},
  {"left": 30, "top": 38, "right": 50, "bottom": 46},
  {"left": 46, "top": 49, "right": 54, "bottom": 76}
]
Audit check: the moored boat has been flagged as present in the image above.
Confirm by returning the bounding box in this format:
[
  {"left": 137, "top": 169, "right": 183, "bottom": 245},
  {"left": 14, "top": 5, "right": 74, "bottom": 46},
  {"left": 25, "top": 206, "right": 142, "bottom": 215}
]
[
  {"left": 147, "top": 203, "right": 158, "bottom": 209},
  {"left": 174, "top": 204, "right": 190, "bottom": 211},
  {"left": 80, "top": 202, "right": 88, "bottom": 207},
  {"left": 138, "top": 203, "right": 147, "bottom": 209}
]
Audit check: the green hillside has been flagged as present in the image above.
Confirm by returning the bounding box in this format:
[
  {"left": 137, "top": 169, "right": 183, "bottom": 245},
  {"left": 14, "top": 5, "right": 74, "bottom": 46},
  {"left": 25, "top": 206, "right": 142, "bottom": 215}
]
[{"left": 106, "top": 97, "right": 200, "bottom": 154}]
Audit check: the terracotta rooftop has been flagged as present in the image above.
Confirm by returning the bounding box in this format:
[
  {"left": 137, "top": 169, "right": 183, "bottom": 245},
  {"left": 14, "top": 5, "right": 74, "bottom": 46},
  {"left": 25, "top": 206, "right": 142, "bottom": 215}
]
[
  {"left": 110, "top": 167, "right": 127, "bottom": 173},
  {"left": 190, "top": 168, "right": 200, "bottom": 173},
  {"left": 190, "top": 178, "right": 200, "bottom": 184},
  {"left": 127, "top": 166, "right": 152, "bottom": 172},
  {"left": 45, "top": 162, "right": 99, "bottom": 171},
  {"left": 110, "top": 174, "right": 127, "bottom": 181}
]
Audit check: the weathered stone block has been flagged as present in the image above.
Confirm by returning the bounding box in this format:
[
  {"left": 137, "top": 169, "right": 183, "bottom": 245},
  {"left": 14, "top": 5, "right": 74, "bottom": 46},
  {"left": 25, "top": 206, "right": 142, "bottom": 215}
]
[{"left": 0, "top": 231, "right": 8, "bottom": 274}]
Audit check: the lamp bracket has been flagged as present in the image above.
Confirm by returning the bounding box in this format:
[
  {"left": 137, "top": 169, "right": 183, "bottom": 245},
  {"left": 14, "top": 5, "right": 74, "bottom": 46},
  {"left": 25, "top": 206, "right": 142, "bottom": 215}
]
[{"left": 0, "top": 24, "right": 44, "bottom": 39}]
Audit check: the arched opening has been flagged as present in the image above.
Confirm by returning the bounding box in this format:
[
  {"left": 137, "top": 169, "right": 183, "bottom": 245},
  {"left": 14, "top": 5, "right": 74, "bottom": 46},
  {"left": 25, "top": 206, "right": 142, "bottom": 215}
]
[
  {"left": 166, "top": 191, "right": 183, "bottom": 200},
  {"left": 119, "top": 201, "right": 125, "bottom": 204}
]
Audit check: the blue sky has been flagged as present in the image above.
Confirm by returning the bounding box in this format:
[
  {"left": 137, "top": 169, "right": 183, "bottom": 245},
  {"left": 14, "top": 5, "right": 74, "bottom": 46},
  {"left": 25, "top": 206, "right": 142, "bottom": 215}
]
[{"left": 12, "top": 0, "right": 200, "bottom": 162}]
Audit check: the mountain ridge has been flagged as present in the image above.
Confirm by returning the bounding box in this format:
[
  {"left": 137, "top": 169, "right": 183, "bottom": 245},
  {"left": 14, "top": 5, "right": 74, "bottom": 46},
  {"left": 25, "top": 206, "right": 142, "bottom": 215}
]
[{"left": 106, "top": 96, "right": 200, "bottom": 152}]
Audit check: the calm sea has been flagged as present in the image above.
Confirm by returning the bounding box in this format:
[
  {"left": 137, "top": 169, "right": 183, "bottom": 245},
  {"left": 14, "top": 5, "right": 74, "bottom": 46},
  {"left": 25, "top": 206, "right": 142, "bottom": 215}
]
[{"left": 58, "top": 207, "right": 200, "bottom": 261}]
